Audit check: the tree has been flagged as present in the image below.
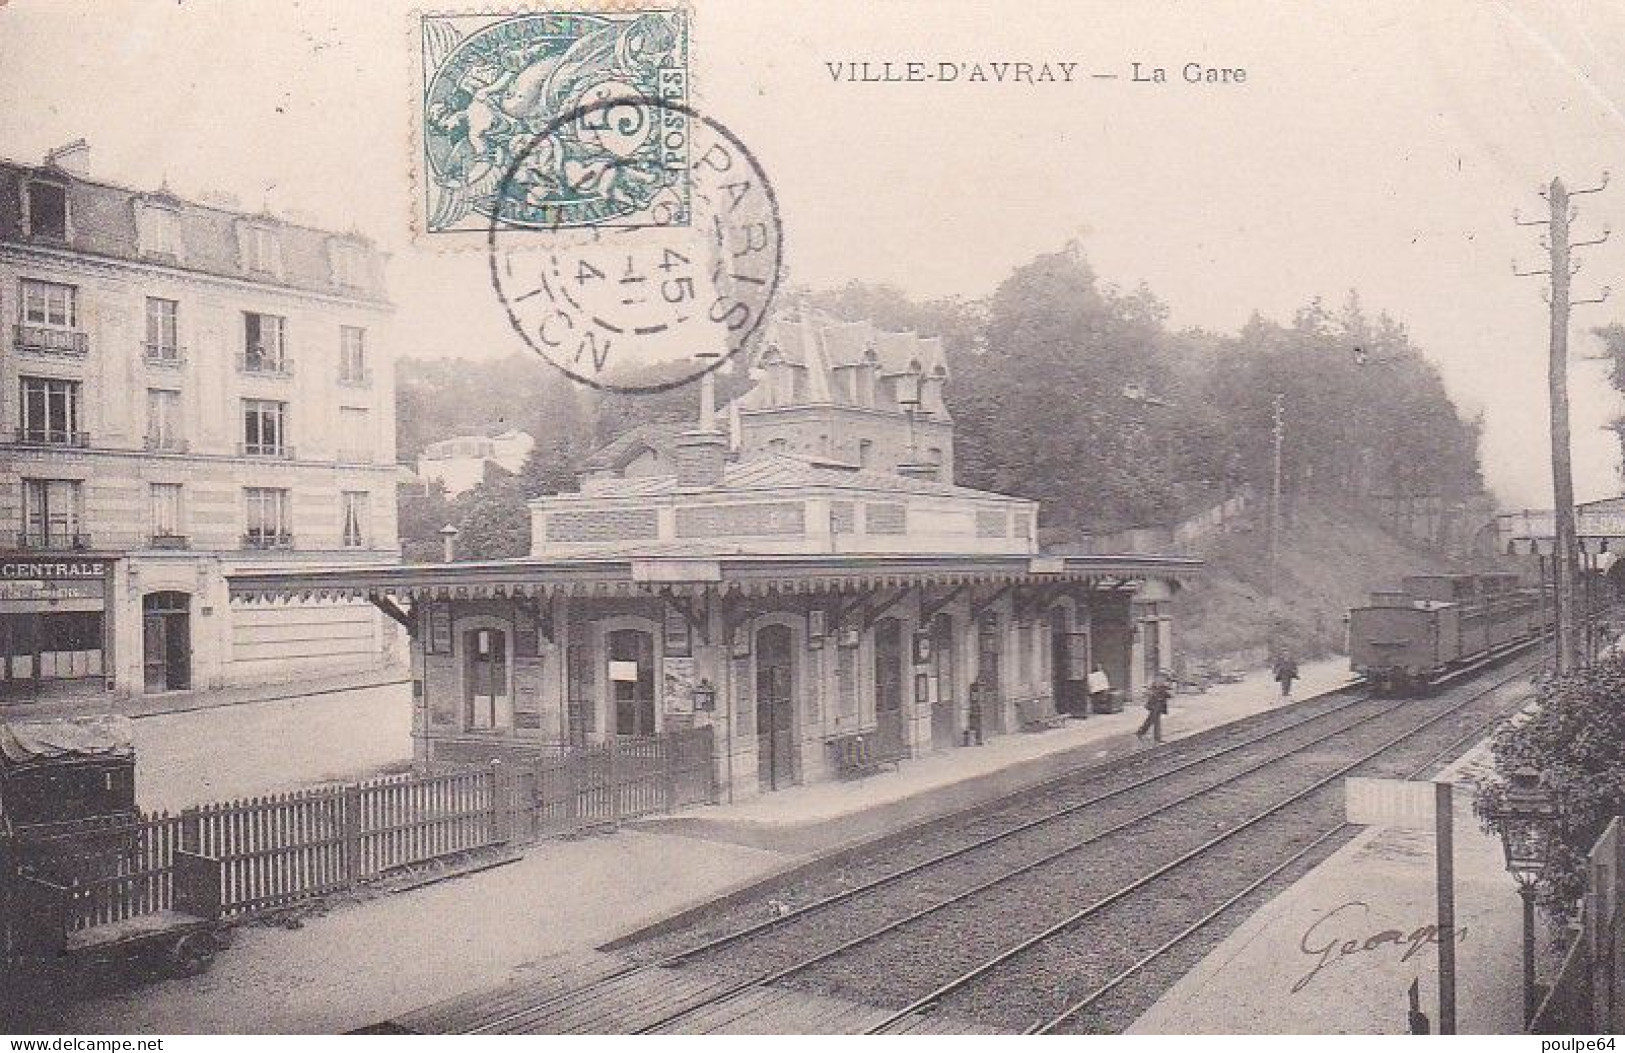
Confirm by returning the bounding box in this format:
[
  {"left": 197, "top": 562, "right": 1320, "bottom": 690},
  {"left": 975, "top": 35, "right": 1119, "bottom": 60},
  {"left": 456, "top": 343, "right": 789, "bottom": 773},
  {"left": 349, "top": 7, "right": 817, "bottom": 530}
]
[
  {"left": 1474, "top": 652, "right": 1625, "bottom": 922},
  {"left": 448, "top": 468, "right": 531, "bottom": 560},
  {"left": 396, "top": 480, "right": 455, "bottom": 563}
]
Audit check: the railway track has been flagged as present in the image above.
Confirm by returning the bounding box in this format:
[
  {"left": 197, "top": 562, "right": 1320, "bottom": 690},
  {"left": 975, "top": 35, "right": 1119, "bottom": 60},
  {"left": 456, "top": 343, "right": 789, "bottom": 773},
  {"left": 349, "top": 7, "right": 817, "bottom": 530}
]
[{"left": 394, "top": 648, "right": 1541, "bottom": 1035}]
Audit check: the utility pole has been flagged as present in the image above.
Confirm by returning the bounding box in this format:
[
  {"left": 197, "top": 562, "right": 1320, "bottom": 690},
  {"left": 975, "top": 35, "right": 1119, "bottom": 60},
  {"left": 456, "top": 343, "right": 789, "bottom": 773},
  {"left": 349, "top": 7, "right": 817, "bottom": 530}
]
[
  {"left": 1268, "top": 392, "right": 1285, "bottom": 644},
  {"left": 1515, "top": 175, "right": 1611, "bottom": 673}
]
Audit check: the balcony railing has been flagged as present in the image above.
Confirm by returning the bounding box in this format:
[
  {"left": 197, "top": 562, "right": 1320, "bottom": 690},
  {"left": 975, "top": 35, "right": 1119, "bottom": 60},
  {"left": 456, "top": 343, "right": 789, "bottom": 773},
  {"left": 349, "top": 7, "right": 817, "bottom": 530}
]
[
  {"left": 338, "top": 368, "right": 373, "bottom": 387},
  {"left": 143, "top": 343, "right": 186, "bottom": 367},
  {"left": 14, "top": 427, "right": 89, "bottom": 448},
  {"left": 149, "top": 533, "right": 190, "bottom": 550},
  {"left": 15, "top": 324, "right": 88, "bottom": 357},
  {"left": 144, "top": 435, "right": 190, "bottom": 453},
  {"left": 17, "top": 531, "right": 92, "bottom": 551},
  {"left": 242, "top": 531, "right": 294, "bottom": 551},
  {"left": 236, "top": 350, "right": 293, "bottom": 376},
  {"left": 238, "top": 442, "right": 294, "bottom": 459}
]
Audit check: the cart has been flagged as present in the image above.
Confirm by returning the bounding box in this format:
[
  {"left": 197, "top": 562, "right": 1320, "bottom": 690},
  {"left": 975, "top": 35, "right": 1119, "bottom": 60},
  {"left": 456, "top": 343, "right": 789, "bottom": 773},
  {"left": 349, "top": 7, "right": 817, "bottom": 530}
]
[{"left": 1, "top": 715, "right": 225, "bottom": 992}]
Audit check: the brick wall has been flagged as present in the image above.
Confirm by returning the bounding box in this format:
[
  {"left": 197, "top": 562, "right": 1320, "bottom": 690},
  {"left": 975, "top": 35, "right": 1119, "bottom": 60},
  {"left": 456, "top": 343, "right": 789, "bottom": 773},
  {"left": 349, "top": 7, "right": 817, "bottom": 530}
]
[
  {"left": 675, "top": 501, "right": 806, "bottom": 537},
  {"left": 545, "top": 507, "right": 660, "bottom": 542}
]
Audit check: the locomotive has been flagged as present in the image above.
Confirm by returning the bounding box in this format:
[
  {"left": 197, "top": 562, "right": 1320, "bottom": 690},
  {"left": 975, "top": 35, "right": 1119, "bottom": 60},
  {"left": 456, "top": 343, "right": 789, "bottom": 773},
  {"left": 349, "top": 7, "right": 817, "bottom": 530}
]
[{"left": 1347, "top": 572, "right": 1554, "bottom": 694}]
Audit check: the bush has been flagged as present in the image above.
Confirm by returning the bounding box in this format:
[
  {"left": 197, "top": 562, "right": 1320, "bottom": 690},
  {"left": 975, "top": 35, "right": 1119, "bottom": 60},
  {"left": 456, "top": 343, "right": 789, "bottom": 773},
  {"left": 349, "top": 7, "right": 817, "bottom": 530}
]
[{"left": 1474, "top": 652, "right": 1625, "bottom": 921}]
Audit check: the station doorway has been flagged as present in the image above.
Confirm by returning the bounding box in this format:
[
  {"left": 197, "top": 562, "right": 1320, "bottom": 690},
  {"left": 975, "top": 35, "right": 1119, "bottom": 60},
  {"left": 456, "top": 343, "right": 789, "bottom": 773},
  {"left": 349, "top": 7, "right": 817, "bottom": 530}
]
[{"left": 755, "top": 624, "right": 796, "bottom": 791}]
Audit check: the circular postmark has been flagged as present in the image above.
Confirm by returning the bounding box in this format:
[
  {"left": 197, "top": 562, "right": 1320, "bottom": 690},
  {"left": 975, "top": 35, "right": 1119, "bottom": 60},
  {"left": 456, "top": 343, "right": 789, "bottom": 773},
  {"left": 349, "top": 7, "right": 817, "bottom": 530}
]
[{"left": 487, "top": 96, "right": 784, "bottom": 394}]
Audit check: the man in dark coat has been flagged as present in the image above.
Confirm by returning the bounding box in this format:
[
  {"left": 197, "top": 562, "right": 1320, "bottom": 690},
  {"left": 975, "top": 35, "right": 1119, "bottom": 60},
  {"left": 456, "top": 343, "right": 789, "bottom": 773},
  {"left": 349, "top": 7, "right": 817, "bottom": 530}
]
[
  {"left": 1137, "top": 673, "right": 1172, "bottom": 744},
  {"left": 1273, "top": 654, "right": 1300, "bottom": 703}
]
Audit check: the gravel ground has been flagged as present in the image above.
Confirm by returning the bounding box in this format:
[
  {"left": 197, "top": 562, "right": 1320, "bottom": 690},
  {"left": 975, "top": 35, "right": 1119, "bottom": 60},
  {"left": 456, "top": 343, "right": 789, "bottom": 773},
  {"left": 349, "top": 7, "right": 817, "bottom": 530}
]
[
  {"left": 624, "top": 685, "right": 1373, "bottom": 964},
  {"left": 612, "top": 661, "right": 1537, "bottom": 1033}
]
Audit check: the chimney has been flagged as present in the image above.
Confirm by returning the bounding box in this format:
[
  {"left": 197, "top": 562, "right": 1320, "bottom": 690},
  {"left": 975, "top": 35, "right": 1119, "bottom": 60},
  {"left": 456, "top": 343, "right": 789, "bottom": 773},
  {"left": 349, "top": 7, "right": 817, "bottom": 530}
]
[
  {"left": 44, "top": 139, "right": 89, "bottom": 177},
  {"left": 675, "top": 429, "right": 728, "bottom": 489}
]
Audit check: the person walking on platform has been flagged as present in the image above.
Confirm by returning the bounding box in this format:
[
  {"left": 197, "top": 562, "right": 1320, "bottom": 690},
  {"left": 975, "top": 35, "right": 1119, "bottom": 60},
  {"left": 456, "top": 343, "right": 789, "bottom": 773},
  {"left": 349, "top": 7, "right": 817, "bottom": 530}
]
[
  {"left": 1137, "top": 673, "right": 1172, "bottom": 744},
  {"left": 1272, "top": 653, "right": 1300, "bottom": 703}
]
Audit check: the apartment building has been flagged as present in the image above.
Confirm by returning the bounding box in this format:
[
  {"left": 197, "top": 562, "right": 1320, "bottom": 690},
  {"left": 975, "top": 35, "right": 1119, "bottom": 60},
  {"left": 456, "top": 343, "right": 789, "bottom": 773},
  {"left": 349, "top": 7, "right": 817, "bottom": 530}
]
[{"left": 0, "top": 141, "right": 401, "bottom": 703}]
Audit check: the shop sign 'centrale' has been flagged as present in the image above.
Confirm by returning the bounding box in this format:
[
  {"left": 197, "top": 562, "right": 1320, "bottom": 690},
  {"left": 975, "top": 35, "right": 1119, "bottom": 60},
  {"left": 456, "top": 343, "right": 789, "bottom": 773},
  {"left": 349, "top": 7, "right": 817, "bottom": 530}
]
[{"left": 0, "top": 559, "right": 108, "bottom": 580}]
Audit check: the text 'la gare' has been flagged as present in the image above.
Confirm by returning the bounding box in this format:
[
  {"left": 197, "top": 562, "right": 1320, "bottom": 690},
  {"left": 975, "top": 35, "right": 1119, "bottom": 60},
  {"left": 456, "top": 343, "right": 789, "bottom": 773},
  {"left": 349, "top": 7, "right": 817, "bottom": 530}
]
[{"left": 1133, "top": 62, "right": 1248, "bottom": 85}]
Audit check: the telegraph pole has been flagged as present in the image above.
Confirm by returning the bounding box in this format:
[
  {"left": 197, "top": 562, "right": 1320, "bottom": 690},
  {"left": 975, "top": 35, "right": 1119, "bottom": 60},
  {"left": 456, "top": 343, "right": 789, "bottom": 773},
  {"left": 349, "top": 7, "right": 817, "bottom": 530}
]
[
  {"left": 1516, "top": 175, "right": 1611, "bottom": 673},
  {"left": 1268, "top": 392, "right": 1285, "bottom": 645}
]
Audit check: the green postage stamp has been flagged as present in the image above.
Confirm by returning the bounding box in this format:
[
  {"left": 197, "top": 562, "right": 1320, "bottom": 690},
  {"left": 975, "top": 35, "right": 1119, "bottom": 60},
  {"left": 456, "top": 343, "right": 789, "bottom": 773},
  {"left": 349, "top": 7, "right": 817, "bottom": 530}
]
[{"left": 416, "top": 8, "right": 691, "bottom": 238}]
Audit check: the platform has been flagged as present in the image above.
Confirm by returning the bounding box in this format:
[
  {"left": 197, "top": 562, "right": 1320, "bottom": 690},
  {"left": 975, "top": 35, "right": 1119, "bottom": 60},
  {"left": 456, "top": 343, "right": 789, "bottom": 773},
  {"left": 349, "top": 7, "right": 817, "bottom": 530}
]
[
  {"left": 1130, "top": 741, "right": 1532, "bottom": 1035},
  {"left": 637, "top": 657, "right": 1357, "bottom": 856}
]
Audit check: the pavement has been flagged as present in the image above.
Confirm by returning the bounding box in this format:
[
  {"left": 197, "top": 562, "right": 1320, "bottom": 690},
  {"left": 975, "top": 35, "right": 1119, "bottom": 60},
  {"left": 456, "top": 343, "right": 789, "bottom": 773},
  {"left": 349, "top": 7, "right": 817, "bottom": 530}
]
[
  {"left": 2, "top": 666, "right": 410, "bottom": 721},
  {"left": 1130, "top": 737, "right": 1532, "bottom": 1035},
  {"left": 639, "top": 657, "right": 1357, "bottom": 854}
]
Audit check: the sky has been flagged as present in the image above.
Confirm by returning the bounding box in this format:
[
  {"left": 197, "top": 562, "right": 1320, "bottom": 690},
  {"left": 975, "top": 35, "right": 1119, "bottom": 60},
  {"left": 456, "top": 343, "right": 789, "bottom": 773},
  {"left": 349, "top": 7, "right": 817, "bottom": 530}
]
[{"left": 3, "top": 0, "right": 1625, "bottom": 508}]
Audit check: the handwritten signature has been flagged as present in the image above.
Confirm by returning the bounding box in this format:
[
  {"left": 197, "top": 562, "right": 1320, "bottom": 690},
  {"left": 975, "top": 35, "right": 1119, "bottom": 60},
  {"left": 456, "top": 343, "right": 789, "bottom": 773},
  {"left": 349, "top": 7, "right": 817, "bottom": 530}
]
[{"left": 1293, "top": 900, "right": 1468, "bottom": 994}]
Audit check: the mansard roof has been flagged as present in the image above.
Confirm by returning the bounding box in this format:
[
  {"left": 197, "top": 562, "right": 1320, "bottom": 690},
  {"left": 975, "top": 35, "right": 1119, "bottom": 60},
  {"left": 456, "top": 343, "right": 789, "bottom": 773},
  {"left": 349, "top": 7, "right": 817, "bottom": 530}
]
[{"left": 0, "top": 157, "right": 389, "bottom": 303}]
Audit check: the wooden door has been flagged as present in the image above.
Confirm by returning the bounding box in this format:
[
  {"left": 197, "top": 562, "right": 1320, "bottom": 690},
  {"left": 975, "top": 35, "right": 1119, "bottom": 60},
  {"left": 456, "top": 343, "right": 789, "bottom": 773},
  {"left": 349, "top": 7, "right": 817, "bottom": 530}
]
[
  {"left": 143, "top": 614, "right": 168, "bottom": 693},
  {"left": 874, "top": 619, "right": 904, "bottom": 757},
  {"left": 930, "top": 614, "right": 958, "bottom": 748},
  {"left": 755, "top": 624, "right": 795, "bottom": 790},
  {"left": 464, "top": 627, "right": 509, "bottom": 728},
  {"left": 607, "top": 629, "right": 655, "bottom": 737}
]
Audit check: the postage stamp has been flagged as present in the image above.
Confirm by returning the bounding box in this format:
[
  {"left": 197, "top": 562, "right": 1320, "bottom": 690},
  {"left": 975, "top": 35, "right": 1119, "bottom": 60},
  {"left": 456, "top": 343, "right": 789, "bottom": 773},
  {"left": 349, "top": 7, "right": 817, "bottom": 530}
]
[
  {"left": 487, "top": 97, "right": 784, "bottom": 393},
  {"left": 416, "top": 8, "right": 691, "bottom": 238}
]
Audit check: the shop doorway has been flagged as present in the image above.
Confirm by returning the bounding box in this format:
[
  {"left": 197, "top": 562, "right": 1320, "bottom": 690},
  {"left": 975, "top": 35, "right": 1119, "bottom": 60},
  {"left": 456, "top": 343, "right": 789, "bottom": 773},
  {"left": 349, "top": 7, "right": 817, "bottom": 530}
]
[
  {"left": 142, "top": 592, "right": 191, "bottom": 693},
  {"left": 874, "top": 618, "right": 905, "bottom": 757},
  {"left": 755, "top": 624, "right": 795, "bottom": 791},
  {"left": 607, "top": 628, "right": 656, "bottom": 737}
]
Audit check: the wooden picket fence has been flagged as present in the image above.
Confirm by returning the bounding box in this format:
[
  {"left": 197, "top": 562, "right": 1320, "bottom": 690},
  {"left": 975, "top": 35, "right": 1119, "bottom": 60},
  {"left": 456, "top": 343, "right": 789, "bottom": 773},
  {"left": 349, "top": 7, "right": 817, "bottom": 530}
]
[{"left": 1, "top": 727, "right": 715, "bottom": 946}]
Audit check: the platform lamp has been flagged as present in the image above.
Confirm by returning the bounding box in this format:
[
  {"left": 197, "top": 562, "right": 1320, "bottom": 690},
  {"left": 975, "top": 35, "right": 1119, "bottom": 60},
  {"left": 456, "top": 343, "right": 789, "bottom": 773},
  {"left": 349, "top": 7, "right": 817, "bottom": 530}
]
[{"left": 1486, "top": 768, "right": 1561, "bottom": 1026}]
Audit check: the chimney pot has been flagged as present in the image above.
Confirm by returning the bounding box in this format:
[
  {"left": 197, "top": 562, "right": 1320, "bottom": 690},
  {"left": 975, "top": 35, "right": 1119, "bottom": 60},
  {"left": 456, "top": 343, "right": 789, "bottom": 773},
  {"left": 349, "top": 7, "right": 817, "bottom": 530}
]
[
  {"left": 675, "top": 429, "right": 728, "bottom": 489},
  {"left": 44, "top": 139, "right": 89, "bottom": 177}
]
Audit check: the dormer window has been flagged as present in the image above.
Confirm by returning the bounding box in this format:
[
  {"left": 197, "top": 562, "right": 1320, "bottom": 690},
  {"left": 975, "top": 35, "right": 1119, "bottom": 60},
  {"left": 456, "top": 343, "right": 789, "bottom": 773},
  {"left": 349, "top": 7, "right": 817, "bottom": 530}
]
[
  {"left": 243, "top": 224, "right": 283, "bottom": 278},
  {"left": 329, "top": 240, "right": 367, "bottom": 289},
  {"left": 136, "top": 203, "right": 183, "bottom": 260},
  {"left": 27, "top": 182, "right": 68, "bottom": 240}
]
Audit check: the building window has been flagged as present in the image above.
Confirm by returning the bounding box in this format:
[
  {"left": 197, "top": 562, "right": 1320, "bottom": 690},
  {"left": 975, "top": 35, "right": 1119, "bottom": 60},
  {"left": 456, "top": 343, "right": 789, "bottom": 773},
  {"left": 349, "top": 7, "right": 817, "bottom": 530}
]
[
  {"left": 27, "top": 183, "right": 68, "bottom": 240},
  {"left": 137, "top": 204, "right": 181, "bottom": 259},
  {"left": 146, "top": 389, "right": 183, "bottom": 451},
  {"left": 21, "top": 478, "right": 85, "bottom": 549},
  {"left": 149, "top": 483, "right": 183, "bottom": 541},
  {"left": 339, "top": 326, "right": 368, "bottom": 384},
  {"left": 341, "top": 491, "right": 367, "bottom": 548},
  {"left": 242, "top": 312, "right": 287, "bottom": 373},
  {"left": 145, "top": 298, "right": 180, "bottom": 361},
  {"left": 330, "top": 241, "right": 366, "bottom": 288},
  {"left": 243, "top": 487, "right": 291, "bottom": 548},
  {"left": 338, "top": 406, "right": 370, "bottom": 463},
  {"left": 858, "top": 439, "right": 873, "bottom": 467},
  {"left": 21, "top": 279, "right": 76, "bottom": 328},
  {"left": 241, "top": 398, "right": 287, "bottom": 457},
  {"left": 245, "top": 226, "right": 282, "bottom": 276},
  {"left": 19, "top": 376, "right": 83, "bottom": 445}
]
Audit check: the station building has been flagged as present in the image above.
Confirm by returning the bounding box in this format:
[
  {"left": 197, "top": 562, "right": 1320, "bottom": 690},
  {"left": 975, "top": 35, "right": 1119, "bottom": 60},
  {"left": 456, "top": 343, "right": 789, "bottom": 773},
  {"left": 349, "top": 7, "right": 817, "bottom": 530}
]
[
  {"left": 231, "top": 310, "right": 1197, "bottom": 799},
  {"left": 0, "top": 142, "right": 402, "bottom": 704}
]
